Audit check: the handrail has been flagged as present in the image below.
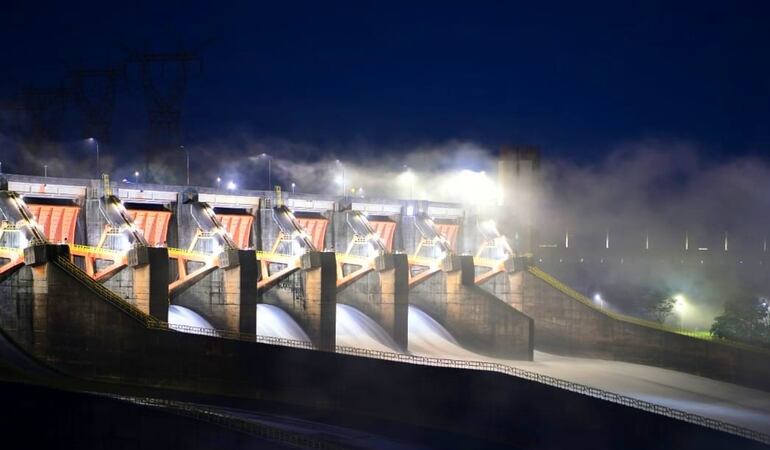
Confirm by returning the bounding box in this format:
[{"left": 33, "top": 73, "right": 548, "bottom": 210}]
[
  {"left": 0, "top": 247, "right": 24, "bottom": 256},
  {"left": 68, "top": 244, "right": 124, "bottom": 257},
  {"left": 528, "top": 266, "right": 770, "bottom": 355},
  {"left": 167, "top": 247, "right": 211, "bottom": 259},
  {"left": 53, "top": 256, "right": 160, "bottom": 327}
]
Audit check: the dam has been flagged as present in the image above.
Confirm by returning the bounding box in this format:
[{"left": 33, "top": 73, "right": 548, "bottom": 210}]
[{"left": 0, "top": 172, "right": 769, "bottom": 449}]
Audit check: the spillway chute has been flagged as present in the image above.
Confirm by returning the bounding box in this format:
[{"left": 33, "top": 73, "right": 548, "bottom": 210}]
[
  {"left": 257, "top": 304, "right": 311, "bottom": 342},
  {"left": 168, "top": 305, "right": 218, "bottom": 336},
  {"left": 407, "top": 306, "right": 479, "bottom": 359},
  {"left": 335, "top": 304, "right": 400, "bottom": 352}
]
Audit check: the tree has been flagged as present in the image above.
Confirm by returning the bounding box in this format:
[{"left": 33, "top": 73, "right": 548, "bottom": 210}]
[
  {"left": 640, "top": 288, "right": 676, "bottom": 323},
  {"left": 710, "top": 297, "right": 770, "bottom": 348}
]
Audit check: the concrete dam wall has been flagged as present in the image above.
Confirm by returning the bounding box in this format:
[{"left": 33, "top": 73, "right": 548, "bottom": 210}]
[{"left": 0, "top": 251, "right": 764, "bottom": 450}]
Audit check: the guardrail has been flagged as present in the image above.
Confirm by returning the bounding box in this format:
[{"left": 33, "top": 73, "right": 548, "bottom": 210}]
[
  {"left": 167, "top": 247, "right": 211, "bottom": 259},
  {"left": 527, "top": 266, "right": 770, "bottom": 355},
  {"left": 68, "top": 244, "right": 123, "bottom": 257},
  {"left": 0, "top": 246, "right": 24, "bottom": 255},
  {"left": 53, "top": 256, "right": 160, "bottom": 327},
  {"left": 50, "top": 254, "right": 770, "bottom": 445}
]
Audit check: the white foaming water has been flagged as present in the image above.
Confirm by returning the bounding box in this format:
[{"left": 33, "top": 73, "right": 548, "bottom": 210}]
[
  {"left": 407, "top": 305, "right": 480, "bottom": 359},
  {"left": 335, "top": 304, "right": 400, "bottom": 352},
  {"left": 168, "top": 305, "right": 217, "bottom": 336},
  {"left": 257, "top": 304, "right": 311, "bottom": 342}
]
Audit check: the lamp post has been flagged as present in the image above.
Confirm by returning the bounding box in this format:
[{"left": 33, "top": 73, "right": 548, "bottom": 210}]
[
  {"left": 88, "top": 138, "right": 100, "bottom": 176},
  {"left": 134, "top": 171, "right": 140, "bottom": 184},
  {"left": 216, "top": 177, "right": 221, "bottom": 189},
  {"left": 44, "top": 165, "right": 48, "bottom": 177},
  {"left": 401, "top": 166, "right": 415, "bottom": 200},
  {"left": 256, "top": 153, "right": 272, "bottom": 190},
  {"left": 180, "top": 145, "right": 190, "bottom": 185},
  {"left": 335, "top": 160, "right": 345, "bottom": 197},
  {"left": 291, "top": 182, "right": 296, "bottom": 194},
  {"left": 673, "top": 294, "right": 686, "bottom": 330}
]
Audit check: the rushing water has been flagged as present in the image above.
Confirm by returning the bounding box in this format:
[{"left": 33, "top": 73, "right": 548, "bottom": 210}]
[
  {"left": 256, "top": 304, "right": 311, "bottom": 342},
  {"left": 406, "top": 306, "right": 479, "bottom": 359},
  {"left": 168, "top": 305, "right": 217, "bottom": 335},
  {"left": 335, "top": 304, "right": 400, "bottom": 351},
  {"left": 169, "top": 301, "right": 477, "bottom": 360}
]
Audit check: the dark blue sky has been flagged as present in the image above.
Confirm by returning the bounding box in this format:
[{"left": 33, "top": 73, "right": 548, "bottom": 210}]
[{"left": 3, "top": 0, "right": 770, "bottom": 164}]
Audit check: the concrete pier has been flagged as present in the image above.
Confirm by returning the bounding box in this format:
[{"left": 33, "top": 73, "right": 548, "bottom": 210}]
[
  {"left": 336, "top": 254, "right": 410, "bottom": 349},
  {"left": 411, "top": 255, "right": 534, "bottom": 360},
  {"left": 128, "top": 246, "right": 169, "bottom": 321},
  {"left": 261, "top": 251, "right": 337, "bottom": 350}
]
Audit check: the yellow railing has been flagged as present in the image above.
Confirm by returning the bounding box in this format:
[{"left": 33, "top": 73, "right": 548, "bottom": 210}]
[
  {"left": 167, "top": 247, "right": 210, "bottom": 259},
  {"left": 53, "top": 256, "right": 158, "bottom": 326},
  {"left": 68, "top": 244, "right": 124, "bottom": 257},
  {"left": 0, "top": 247, "right": 24, "bottom": 256}
]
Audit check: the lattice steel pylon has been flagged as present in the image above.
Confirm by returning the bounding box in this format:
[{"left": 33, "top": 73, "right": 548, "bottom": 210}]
[
  {"left": 71, "top": 67, "right": 122, "bottom": 143},
  {"left": 120, "top": 47, "right": 204, "bottom": 183}
]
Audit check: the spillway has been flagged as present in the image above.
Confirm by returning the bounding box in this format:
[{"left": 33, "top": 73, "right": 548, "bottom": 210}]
[
  {"left": 168, "top": 305, "right": 217, "bottom": 335},
  {"left": 256, "top": 304, "right": 311, "bottom": 342},
  {"left": 406, "top": 306, "right": 480, "bottom": 359},
  {"left": 335, "top": 304, "right": 400, "bottom": 352}
]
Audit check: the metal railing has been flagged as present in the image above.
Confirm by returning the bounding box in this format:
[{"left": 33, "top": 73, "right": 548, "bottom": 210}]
[
  {"left": 527, "top": 266, "right": 770, "bottom": 354},
  {"left": 167, "top": 247, "right": 211, "bottom": 259},
  {"left": 53, "top": 256, "right": 160, "bottom": 326},
  {"left": 49, "top": 253, "right": 770, "bottom": 445},
  {"left": 68, "top": 244, "right": 123, "bottom": 257},
  {"left": 0, "top": 246, "right": 24, "bottom": 256}
]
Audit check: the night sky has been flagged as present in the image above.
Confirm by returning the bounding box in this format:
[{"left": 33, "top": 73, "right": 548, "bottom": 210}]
[{"left": 2, "top": 1, "right": 770, "bottom": 172}]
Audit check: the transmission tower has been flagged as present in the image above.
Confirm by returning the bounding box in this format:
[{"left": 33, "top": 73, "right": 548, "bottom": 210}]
[
  {"left": 71, "top": 67, "right": 122, "bottom": 143},
  {"left": 123, "top": 48, "right": 202, "bottom": 182}
]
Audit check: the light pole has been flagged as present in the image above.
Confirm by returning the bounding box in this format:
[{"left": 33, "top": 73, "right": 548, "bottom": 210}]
[
  {"left": 44, "top": 165, "right": 48, "bottom": 177},
  {"left": 257, "top": 153, "right": 272, "bottom": 190},
  {"left": 335, "top": 160, "right": 345, "bottom": 197},
  {"left": 401, "top": 166, "right": 415, "bottom": 200},
  {"left": 291, "top": 182, "right": 296, "bottom": 194},
  {"left": 180, "top": 145, "right": 190, "bottom": 185},
  {"left": 134, "top": 171, "right": 140, "bottom": 184},
  {"left": 673, "top": 294, "right": 686, "bottom": 330},
  {"left": 88, "top": 138, "right": 100, "bottom": 176},
  {"left": 216, "top": 177, "right": 221, "bottom": 189}
]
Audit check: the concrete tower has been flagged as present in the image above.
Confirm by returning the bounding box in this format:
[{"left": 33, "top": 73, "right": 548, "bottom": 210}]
[{"left": 498, "top": 146, "right": 540, "bottom": 254}]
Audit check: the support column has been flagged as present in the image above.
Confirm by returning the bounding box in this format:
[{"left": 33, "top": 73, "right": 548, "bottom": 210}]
[
  {"left": 301, "top": 251, "right": 337, "bottom": 351},
  {"left": 375, "top": 253, "right": 409, "bottom": 350},
  {"left": 410, "top": 255, "right": 533, "bottom": 360},
  {"left": 129, "top": 246, "right": 169, "bottom": 322},
  {"left": 24, "top": 244, "right": 71, "bottom": 356},
  {"left": 221, "top": 248, "right": 258, "bottom": 334}
]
